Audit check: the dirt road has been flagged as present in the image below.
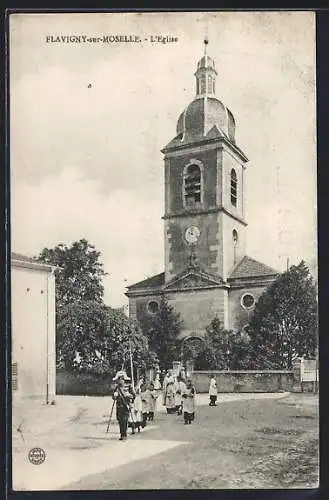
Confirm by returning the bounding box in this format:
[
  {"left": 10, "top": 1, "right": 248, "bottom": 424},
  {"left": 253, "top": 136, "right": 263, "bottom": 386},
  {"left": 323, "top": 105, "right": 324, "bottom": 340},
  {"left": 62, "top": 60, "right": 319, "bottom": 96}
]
[{"left": 61, "top": 393, "right": 318, "bottom": 490}]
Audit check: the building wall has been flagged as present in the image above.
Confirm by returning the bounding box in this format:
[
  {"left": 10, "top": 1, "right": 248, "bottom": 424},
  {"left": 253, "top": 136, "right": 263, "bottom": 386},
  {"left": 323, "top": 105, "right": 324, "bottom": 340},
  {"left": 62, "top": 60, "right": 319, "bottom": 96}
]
[
  {"left": 221, "top": 147, "right": 245, "bottom": 220},
  {"left": 164, "top": 212, "right": 220, "bottom": 281},
  {"left": 164, "top": 146, "right": 248, "bottom": 282},
  {"left": 221, "top": 213, "right": 247, "bottom": 280},
  {"left": 133, "top": 294, "right": 162, "bottom": 326},
  {"left": 129, "top": 287, "right": 228, "bottom": 339},
  {"left": 166, "top": 149, "right": 218, "bottom": 214},
  {"left": 166, "top": 287, "right": 228, "bottom": 336},
  {"left": 164, "top": 148, "right": 219, "bottom": 282},
  {"left": 11, "top": 265, "right": 56, "bottom": 400},
  {"left": 228, "top": 285, "right": 267, "bottom": 331}
]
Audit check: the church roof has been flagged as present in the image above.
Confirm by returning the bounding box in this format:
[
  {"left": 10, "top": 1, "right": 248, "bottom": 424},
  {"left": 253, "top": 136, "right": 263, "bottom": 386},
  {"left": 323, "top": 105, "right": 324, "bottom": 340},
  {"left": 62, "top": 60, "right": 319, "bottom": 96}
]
[
  {"left": 170, "top": 97, "right": 237, "bottom": 147},
  {"left": 127, "top": 272, "right": 165, "bottom": 290},
  {"left": 229, "top": 256, "right": 279, "bottom": 280}
]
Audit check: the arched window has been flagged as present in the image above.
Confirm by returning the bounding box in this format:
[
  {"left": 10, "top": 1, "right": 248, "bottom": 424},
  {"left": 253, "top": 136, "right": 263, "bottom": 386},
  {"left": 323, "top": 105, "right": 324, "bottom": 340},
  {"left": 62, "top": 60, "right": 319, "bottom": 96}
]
[
  {"left": 196, "top": 79, "right": 200, "bottom": 95},
  {"left": 208, "top": 75, "right": 212, "bottom": 92},
  {"left": 147, "top": 300, "right": 159, "bottom": 315},
  {"left": 212, "top": 79, "right": 216, "bottom": 94},
  {"left": 200, "top": 75, "right": 206, "bottom": 94},
  {"left": 184, "top": 163, "right": 202, "bottom": 207},
  {"left": 230, "top": 169, "right": 237, "bottom": 207},
  {"left": 232, "top": 229, "right": 238, "bottom": 264}
]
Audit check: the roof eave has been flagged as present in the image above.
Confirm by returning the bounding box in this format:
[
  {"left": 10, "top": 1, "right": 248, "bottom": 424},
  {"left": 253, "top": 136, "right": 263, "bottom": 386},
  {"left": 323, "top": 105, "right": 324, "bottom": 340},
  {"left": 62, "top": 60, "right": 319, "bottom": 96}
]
[
  {"left": 125, "top": 287, "right": 164, "bottom": 298},
  {"left": 11, "top": 259, "right": 59, "bottom": 273}
]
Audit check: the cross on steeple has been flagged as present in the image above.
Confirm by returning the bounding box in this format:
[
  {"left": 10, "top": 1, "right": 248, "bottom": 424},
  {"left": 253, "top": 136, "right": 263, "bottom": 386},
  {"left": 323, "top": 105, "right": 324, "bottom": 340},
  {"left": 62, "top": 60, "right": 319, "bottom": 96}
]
[{"left": 204, "top": 29, "right": 209, "bottom": 56}]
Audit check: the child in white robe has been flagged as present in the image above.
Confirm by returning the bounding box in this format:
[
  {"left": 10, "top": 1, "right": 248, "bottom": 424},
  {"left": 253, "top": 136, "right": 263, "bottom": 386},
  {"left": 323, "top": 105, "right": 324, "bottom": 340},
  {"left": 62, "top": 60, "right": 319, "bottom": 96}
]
[
  {"left": 182, "top": 378, "right": 196, "bottom": 425},
  {"left": 128, "top": 386, "right": 143, "bottom": 433}
]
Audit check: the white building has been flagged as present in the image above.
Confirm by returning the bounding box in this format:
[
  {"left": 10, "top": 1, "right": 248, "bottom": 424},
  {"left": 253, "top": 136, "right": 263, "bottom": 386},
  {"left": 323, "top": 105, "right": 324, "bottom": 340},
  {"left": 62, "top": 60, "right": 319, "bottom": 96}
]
[{"left": 11, "top": 252, "right": 56, "bottom": 402}]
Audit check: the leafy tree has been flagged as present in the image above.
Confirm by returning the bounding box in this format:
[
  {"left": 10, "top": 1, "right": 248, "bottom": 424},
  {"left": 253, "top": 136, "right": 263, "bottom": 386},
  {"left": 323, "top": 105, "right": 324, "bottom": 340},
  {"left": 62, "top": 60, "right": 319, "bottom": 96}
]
[
  {"left": 39, "top": 239, "right": 157, "bottom": 376},
  {"left": 38, "top": 239, "right": 106, "bottom": 308},
  {"left": 228, "top": 329, "right": 253, "bottom": 370},
  {"left": 57, "top": 301, "right": 157, "bottom": 377},
  {"left": 248, "top": 261, "right": 318, "bottom": 369},
  {"left": 140, "top": 296, "right": 183, "bottom": 370},
  {"left": 181, "top": 317, "right": 252, "bottom": 370}
]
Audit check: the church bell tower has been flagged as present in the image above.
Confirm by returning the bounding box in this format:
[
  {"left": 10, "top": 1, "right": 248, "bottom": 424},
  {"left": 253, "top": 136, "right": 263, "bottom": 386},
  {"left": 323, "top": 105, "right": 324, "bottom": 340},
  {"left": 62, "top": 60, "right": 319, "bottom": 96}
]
[
  {"left": 162, "top": 39, "right": 249, "bottom": 285},
  {"left": 126, "top": 39, "right": 278, "bottom": 338}
]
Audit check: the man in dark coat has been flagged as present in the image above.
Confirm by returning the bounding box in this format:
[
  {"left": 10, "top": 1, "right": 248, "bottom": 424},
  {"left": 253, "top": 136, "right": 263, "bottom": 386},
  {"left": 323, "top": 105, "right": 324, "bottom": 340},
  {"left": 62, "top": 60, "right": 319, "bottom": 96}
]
[{"left": 112, "top": 370, "right": 134, "bottom": 441}]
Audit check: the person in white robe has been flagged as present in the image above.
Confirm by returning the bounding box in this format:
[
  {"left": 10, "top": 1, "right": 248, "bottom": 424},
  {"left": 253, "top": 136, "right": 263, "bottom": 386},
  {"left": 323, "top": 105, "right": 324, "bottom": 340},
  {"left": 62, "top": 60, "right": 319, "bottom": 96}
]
[
  {"left": 162, "top": 370, "right": 176, "bottom": 414},
  {"left": 182, "top": 378, "right": 196, "bottom": 424},
  {"left": 175, "top": 371, "right": 187, "bottom": 415},
  {"left": 209, "top": 374, "right": 218, "bottom": 406},
  {"left": 128, "top": 386, "right": 143, "bottom": 433}
]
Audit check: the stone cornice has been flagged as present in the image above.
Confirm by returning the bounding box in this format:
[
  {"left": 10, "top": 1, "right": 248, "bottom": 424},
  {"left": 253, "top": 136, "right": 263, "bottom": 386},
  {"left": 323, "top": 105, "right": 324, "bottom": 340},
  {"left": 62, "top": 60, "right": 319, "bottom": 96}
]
[
  {"left": 162, "top": 136, "right": 248, "bottom": 163},
  {"left": 165, "top": 283, "right": 230, "bottom": 293},
  {"left": 163, "top": 205, "right": 248, "bottom": 226},
  {"left": 12, "top": 259, "right": 56, "bottom": 273},
  {"left": 228, "top": 276, "right": 277, "bottom": 289},
  {"left": 125, "top": 288, "right": 165, "bottom": 298}
]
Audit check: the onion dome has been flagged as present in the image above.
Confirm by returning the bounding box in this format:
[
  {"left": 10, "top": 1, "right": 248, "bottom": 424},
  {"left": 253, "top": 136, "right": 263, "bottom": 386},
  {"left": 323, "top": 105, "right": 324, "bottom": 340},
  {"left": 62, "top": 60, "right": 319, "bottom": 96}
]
[
  {"left": 162, "top": 38, "right": 246, "bottom": 158},
  {"left": 174, "top": 39, "right": 236, "bottom": 143},
  {"left": 176, "top": 97, "right": 236, "bottom": 143}
]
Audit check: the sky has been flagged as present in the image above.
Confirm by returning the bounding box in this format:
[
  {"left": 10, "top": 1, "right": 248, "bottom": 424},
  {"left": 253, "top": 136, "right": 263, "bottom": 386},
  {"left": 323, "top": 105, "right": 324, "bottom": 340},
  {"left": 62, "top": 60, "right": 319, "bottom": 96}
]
[{"left": 10, "top": 11, "right": 317, "bottom": 307}]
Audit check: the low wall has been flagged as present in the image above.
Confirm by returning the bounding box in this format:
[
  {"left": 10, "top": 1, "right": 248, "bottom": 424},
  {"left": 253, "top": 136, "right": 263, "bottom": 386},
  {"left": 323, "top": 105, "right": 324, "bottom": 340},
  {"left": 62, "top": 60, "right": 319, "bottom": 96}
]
[
  {"left": 56, "top": 370, "right": 115, "bottom": 396},
  {"left": 191, "top": 370, "right": 297, "bottom": 393},
  {"left": 56, "top": 369, "right": 317, "bottom": 396}
]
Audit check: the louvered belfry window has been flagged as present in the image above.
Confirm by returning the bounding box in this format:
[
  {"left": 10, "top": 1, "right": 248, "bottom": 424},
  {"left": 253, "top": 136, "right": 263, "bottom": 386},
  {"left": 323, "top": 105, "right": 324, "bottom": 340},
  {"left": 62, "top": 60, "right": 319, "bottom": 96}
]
[
  {"left": 231, "top": 169, "right": 237, "bottom": 207},
  {"left": 12, "top": 362, "right": 18, "bottom": 391},
  {"left": 184, "top": 164, "right": 201, "bottom": 207}
]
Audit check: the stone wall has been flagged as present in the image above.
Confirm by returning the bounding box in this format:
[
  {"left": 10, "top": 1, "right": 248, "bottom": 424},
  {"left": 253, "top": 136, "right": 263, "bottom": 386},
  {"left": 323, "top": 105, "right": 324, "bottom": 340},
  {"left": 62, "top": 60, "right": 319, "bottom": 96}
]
[
  {"left": 164, "top": 212, "right": 220, "bottom": 280},
  {"left": 166, "top": 288, "right": 227, "bottom": 336},
  {"left": 56, "top": 368, "right": 317, "bottom": 396},
  {"left": 167, "top": 149, "right": 218, "bottom": 214},
  {"left": 228, "top": 286, "right": 266, "bottom": 332},
  {"left": 191, "top": 370, "right": 299, "bottom": 393},
  {"left": 56, "top": 370, "right": 115, "bottom": 396},
  {"left": 131, "top": 287, "right": 229, "bottom": 339}
]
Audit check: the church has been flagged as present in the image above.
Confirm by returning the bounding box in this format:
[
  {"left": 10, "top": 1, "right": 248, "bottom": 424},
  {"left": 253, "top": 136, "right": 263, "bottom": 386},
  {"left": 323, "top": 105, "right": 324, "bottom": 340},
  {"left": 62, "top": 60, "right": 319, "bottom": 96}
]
[{"left": 126, "top": 40, "right": 278, "bottom": 342}]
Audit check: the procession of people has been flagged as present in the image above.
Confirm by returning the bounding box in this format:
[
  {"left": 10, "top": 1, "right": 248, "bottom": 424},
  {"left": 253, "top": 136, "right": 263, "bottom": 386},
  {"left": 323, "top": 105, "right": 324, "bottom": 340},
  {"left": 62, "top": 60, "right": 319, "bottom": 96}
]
[{"left": 110, "top": 367, "right": 217, "bottom": 441}]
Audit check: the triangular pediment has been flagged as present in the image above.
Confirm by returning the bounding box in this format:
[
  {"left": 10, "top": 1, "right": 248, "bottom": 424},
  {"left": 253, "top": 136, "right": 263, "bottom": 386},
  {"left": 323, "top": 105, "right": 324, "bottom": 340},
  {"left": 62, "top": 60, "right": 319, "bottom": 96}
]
[{"left": 164, "top": 269, "right": 223, "bottom": 291}]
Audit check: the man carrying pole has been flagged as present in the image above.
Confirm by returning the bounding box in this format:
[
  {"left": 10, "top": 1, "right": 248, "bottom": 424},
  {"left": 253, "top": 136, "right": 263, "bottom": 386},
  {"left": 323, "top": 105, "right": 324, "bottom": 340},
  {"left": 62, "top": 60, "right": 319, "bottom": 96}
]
[{"left": 112, "top": 370, "right": 135, "bottom": 441}]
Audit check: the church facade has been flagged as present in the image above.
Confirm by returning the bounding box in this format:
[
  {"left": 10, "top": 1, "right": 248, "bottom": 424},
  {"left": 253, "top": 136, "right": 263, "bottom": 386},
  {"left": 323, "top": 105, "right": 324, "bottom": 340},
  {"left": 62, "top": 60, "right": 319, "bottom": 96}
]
[{"left": 126, "top": 42, "right": 278, "bottom": 341}]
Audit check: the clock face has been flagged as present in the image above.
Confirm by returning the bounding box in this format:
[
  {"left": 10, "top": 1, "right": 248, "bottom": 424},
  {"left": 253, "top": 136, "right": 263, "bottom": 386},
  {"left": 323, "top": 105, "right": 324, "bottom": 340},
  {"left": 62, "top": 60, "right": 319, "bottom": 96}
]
[{"left": 185, "top": 226, "right": 200, "bottom": 244}]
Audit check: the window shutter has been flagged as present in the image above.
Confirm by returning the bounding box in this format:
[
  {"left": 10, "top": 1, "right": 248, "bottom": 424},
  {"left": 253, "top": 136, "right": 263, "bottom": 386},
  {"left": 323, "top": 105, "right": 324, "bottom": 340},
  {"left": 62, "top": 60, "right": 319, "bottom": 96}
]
[{"left": 12, "top": 362, "right": 18, "bottom": 391}]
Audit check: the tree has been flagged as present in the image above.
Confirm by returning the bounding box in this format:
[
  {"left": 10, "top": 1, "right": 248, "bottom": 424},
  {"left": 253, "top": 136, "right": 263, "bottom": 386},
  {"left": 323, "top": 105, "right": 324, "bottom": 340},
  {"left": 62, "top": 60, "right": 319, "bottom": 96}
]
[
  {"left": 248, "top": 261, "right": 318, "bottom": 369},
  {"left": 181, "top": 317, "right": 252, "bottom": 370},
  {"left": 38, "top": 239, "right": 106, "bottom": 308},
  {"left": 39, "top": 239, "right": 157, "bottom": 376},
  {"left": 139, "top": 296, "right": 183, "bottom": 370},
  {"left": 57, "top": 301, "right": 157, "bottom": 377}
]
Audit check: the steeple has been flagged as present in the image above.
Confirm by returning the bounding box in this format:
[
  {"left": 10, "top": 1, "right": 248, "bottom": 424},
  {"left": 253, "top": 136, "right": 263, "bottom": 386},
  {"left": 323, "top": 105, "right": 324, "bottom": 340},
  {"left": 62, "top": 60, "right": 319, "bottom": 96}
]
[{"left": 194, "top": 36, "right": 217, "bottom": 98}]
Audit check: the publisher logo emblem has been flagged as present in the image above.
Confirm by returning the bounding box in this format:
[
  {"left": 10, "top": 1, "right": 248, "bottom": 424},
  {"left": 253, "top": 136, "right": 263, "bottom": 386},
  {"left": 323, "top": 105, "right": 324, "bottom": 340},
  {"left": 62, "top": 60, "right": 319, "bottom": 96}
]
[{"left": 28, "top": 447, "right": 46, "bottom": 465}]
